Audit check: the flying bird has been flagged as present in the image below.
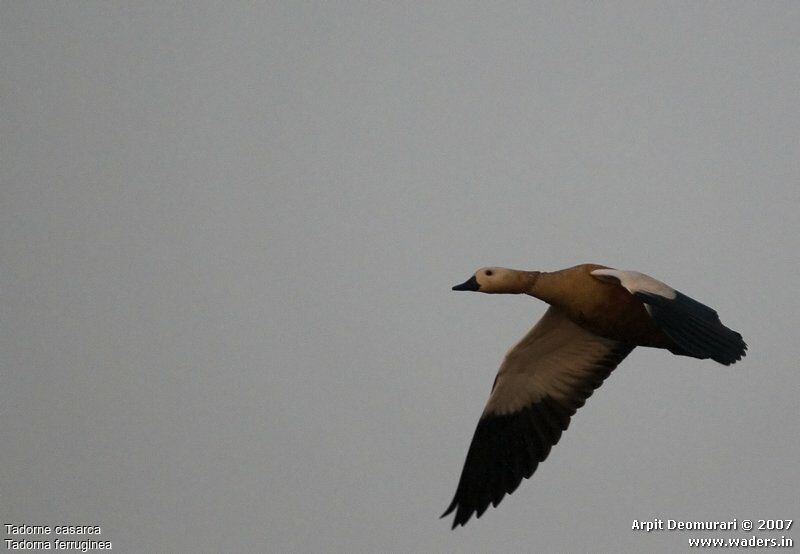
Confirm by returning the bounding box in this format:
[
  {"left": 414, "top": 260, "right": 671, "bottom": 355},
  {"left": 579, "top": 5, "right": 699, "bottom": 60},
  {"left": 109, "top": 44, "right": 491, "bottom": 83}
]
[{"left": 442, "top": 264, "right": 746, "bottom": 528}]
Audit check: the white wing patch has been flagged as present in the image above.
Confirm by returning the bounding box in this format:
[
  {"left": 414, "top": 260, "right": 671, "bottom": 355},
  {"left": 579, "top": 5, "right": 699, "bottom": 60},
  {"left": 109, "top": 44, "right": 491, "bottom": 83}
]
[
  {"left": 483, "top": 307, "right": 629, "bottom": 416},
  {"left": 591, "top": 269, "right": 677, "bottom": 300}
]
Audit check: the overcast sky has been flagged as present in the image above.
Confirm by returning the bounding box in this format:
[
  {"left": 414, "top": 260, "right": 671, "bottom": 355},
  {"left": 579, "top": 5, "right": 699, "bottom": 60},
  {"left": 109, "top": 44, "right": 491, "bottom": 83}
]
[{"left": 2, "top": 2, "right": 799, "bottom": 552}]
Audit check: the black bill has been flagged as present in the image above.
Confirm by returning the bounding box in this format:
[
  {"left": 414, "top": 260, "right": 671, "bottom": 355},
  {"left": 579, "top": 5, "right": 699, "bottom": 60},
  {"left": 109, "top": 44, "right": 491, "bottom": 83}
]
[{"left": 452, "top": 275, "right": 480, "bottom": 291}]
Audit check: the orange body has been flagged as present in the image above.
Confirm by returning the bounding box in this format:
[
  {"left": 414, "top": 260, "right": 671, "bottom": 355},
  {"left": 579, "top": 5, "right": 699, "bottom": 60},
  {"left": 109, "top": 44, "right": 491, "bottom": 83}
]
[{"left": 531, "top": 264, "right": 675, "bottom": 349}]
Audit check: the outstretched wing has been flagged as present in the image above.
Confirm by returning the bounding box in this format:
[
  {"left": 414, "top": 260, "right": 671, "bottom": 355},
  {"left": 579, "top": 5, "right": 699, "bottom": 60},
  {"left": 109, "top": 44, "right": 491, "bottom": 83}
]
[
  {"left": 442, "top": 307, "right": 634, "bottom": 528},
  {"left": 591, "top": 269, "right": 747, "bottom": 365}
]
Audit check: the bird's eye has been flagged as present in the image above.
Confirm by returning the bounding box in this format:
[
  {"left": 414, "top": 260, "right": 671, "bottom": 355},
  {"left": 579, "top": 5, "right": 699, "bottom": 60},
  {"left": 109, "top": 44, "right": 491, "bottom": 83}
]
[{"left": 485, "top": 270, "right": 493, "bottom": 276}]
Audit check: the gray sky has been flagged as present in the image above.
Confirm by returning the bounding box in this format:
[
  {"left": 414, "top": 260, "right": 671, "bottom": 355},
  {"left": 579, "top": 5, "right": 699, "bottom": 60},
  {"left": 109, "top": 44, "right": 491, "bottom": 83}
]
[{"left": 2, "top": 2, "right": 799, "bottom": 552}]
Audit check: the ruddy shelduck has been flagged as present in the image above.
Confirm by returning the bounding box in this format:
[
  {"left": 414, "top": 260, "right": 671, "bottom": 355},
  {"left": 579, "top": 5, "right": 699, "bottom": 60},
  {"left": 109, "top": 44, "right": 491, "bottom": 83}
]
[{"left": 442, "top": 264, "right": 746, "bottom": 528}]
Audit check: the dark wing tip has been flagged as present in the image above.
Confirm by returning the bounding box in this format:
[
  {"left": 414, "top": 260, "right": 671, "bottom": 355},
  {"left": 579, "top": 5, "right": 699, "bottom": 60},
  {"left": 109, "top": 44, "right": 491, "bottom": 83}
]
[
  {"left": 441, "top": 399, "right": 573, "bottom": 529},
  {"left": 716, "top": 335, "right": 748, "bottom": 365},
  {"left": 440, "top": 499, "right": 457, "bottom": 520},
  {"left": 440, "top": 498, "right": 472, "bottom": 529},
  {"left": 636, "top": 290, "right": 748, "bottom": 365}
]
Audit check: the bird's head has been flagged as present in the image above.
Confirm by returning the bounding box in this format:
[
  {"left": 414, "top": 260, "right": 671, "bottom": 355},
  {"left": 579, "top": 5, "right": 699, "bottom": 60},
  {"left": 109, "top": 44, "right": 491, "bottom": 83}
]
[{"left": 452, "top": 267, "right": 536, "bottom": 294}]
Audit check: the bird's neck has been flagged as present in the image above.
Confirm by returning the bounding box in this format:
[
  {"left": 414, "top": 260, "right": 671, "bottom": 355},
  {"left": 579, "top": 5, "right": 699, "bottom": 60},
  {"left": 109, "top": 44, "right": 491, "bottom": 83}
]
[
  {"left": 515, "top": 270, "right": 543, "bottom": 295},
  {"left": 526, "top": 270, "right": 564, "bottom": 304}
]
